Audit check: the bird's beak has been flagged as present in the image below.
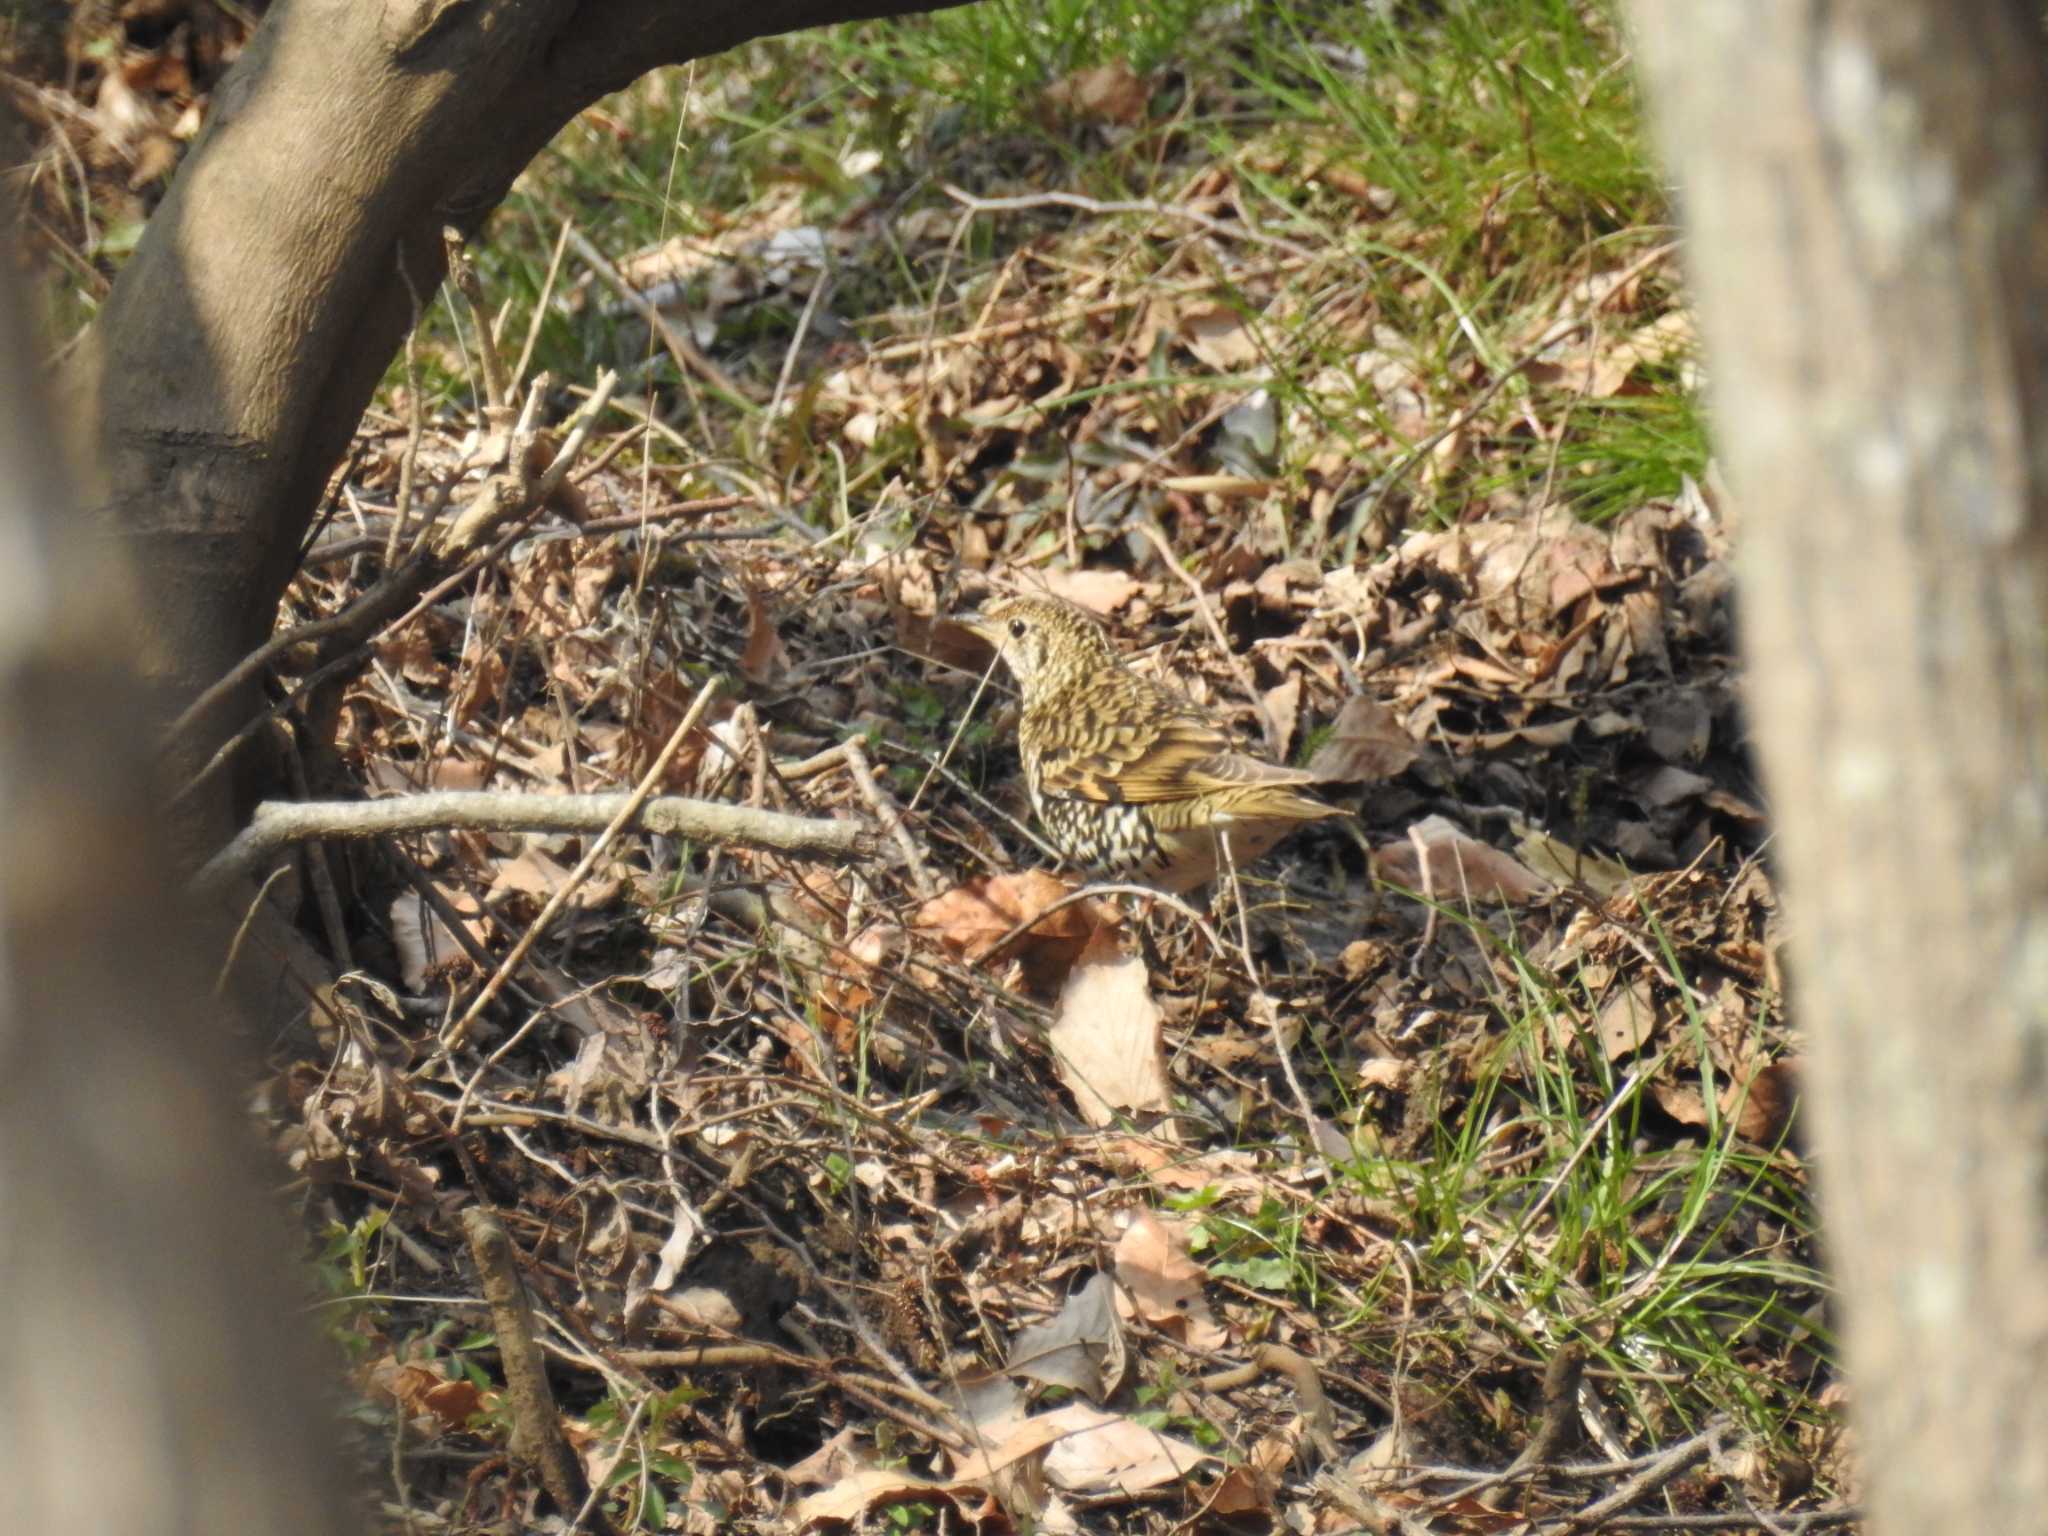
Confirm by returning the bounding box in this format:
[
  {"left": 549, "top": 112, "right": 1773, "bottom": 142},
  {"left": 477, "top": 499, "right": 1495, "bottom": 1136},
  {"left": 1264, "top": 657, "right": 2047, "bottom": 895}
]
[{"left": 953, "top": 611, "right": 997, "bottom": 644}]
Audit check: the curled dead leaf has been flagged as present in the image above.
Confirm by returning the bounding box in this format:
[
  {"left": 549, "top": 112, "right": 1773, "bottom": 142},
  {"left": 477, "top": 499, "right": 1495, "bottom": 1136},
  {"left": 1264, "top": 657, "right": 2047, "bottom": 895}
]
[{"left": 913, "top": 870, "right": 1112, "bottom": 995}]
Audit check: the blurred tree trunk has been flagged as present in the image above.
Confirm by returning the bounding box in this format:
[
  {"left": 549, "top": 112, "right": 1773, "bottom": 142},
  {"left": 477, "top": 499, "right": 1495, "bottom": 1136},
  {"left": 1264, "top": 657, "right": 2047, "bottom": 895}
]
[
  {"left": 0, "top": 124, "right": 356, "bottom": 1536},
  {"left": 1629, "top": 2, "right": 2048, "bottom": 1528},
  {"left": 61, "top": 0, "right": 966, "bottom": 804}
]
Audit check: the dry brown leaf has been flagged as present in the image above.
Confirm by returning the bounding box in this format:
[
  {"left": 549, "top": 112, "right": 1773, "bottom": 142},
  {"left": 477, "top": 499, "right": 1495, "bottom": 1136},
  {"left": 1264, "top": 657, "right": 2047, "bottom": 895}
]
[
  {"left": 1728, "top": 1058, "right": 1803, "bottom": 1145},
  {"left": 1113, "top": 1210, "right": 1225, "bottom": 1349},
  {"left": 545, "top": 1024, "right": 654, "bottom": 1123},
  {"left": 1593, "top": 310, "right": 1698, "bottom": 397},
  {"left": 952, "top": 1401, "right": 1129, "bottom": 1480},
  {"left": 1373, "top": 818, "right": 1554, "bottom": 905},
  {"left": 1262, "top": 674, "right": 1301, "bottom": 765},
  {"left": 1042, "top": 61, "right": 1150, "bottom": 124},
  {"left": 389, "top": 886, "right": 487, "bottom": 990},
  {"left": 792, "top": 1466, "right": 985, "bottom": 1528},
  {"left": 1047, "top": 928, "right": 1172, "bottom": 1126},
  {"left": 1036, "top": 567, "right": 1141, "bottom": 615},
  {"left": 1005, "top": 1271, "right": 1123, "bottom": 1402},
  {"left": 1515, "top": 828, "right": 1636, "bottom": 896},
  {"left": 366, "top": 1359, "right": 483, "bottom": 1434},
  {"left": 1042, "top": 1413, "right": 1211, "bottom": 1494},
  {"left": 1652, "top": 1057, "right": 1798, "bottom": 1145},
  {"left": 1100, "top": 1138, "right": 1265, "bottom": 1199},
  {"left": 1596, "top": 978, "right": 1658, "bottom": 1061},
  {"left": 913, "top": 870, "right": 1109, "bottom": 995},
  {"left": 489, "top": 846, "right": 618, "bottom": 909},
  {"left": 783, "top": 1426, "right": 868, "bottom": 1489},
  {"left": 1308, "top": 694, "right": 1419, "bottom": 783},
  {"left": 740, "top": 586, "right": 791, "bottom": 685},
  {"left": 1178, "top": 305, "right": 1262, "bottom": 370}
]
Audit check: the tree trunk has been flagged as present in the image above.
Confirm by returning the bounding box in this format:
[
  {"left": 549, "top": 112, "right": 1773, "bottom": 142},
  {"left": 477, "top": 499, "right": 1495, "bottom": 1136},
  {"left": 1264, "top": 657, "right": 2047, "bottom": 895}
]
[
  {"left": 1629, "top": 2, "right": 2048, "bottom": 1528},
  {"left": 0, "top": 121, "right": 357, "bottom": 1536},
  {"left": 65, "top": 0, "right": 964, "bottom": 775}
]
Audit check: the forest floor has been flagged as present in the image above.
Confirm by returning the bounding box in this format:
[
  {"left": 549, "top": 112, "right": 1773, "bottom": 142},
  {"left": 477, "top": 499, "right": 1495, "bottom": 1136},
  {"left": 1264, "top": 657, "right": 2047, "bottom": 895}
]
[{"left": 8, "top": 1, "right": 1850, "bottom": 1532}]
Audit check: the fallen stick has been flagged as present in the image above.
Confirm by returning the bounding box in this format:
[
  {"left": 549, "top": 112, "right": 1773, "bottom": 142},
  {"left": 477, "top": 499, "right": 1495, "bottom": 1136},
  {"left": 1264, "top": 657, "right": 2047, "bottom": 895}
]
[
  {"left": 461, "top": 1208, "right": 617, "bottom": 1536},
  {"left": 195, "top": 789, "right": 868, "bottom": 892}
]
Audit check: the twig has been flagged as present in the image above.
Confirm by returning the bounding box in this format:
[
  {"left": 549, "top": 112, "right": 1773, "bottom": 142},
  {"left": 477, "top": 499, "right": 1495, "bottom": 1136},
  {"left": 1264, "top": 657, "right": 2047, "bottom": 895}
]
[
  {"left": 842, "top": 739, "right": 937, "bottom": 899},
  {"left": 440, "top": 677, "right": 721, "bottom": 1051},
  {"left": 195, "top": 788, "right": 864, "bottom": 892},
  {"left": 767, "top": 269, "right": 832, "bottom": 423},
  {"left": 1198, "top": 1345, "right": 1340, "bottom": 1463},
  {"left": 444, "top": 226, "right": 508, "bottom": 411},
  {"left": 173, "top": 645, "right": 371, "bottom": 809},
  {"left": 460, "top": 1208, "right": 617, "bottom": 1536},
  {"left": 390, "top": 246, "right": 429, "bottom": 562},
  {"left": 563, "top": 225, "right": 748, "bottom": 405},
  {"left": 1538, "top": 1418, "right": 1728, "bottom": 1531},
  {"left": 1224, "top": 835, "right": 1326, "bottom": 1163},
  {"left": 942, "top": 184, "right": 1319, "bottom": 263},
  {"left": 303, "top": 497, "right": 764, "bottom": 568},
  {"left": 1593, "top": 1513, "right": 1859, "bottom": 1532},
  {"left": 1467, "top": 1343, "right": 1587, "bottom": 1511},
  {"left": 513, "top": 217, "right": 574, "bottom": 390},
  {"left": 981, "top": 880, "right": 1231, "bottom": 970}
]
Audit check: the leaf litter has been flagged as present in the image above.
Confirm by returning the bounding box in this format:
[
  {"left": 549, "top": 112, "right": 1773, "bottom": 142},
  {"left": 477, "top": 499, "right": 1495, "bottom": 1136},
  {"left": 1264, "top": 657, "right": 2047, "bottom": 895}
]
[{"left": 10, "top": 8, "right": 1848, "bottom": 1534}]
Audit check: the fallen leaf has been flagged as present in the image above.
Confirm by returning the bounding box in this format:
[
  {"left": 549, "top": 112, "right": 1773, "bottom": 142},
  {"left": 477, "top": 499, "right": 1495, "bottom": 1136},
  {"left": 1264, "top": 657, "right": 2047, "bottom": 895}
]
[
  {"left": 1005, "top": 1271, "right": 1124, "bottom": 1402},
  {"left": 1178, "top": 305, "right": 1262, "bottom": 370},
  {"left": 1114, "top": 1210, "right": 1225, "bottom": 1349},
  {"left": 792, "top": 1466, "right": 984, "bottom": 1528},
  {"left": 650, "top": 1199, "right": 706, "bottom": 1291},
  {"left": 1043, "top": 1413, "right": 1211, "bottom": 1494},
  {"left": 914, "top": 870, "right": 1110, "bottom": 995},
  {"left": 389, "top": 886, "right": 487, "bottom": 989},
  {"left": 952, "top": 1401, "right": 1129, "bottom": 1480},
  {"left": 1262, "top": 674, "right": 1301, "bottom": 764},
  {"left": 1037, "top": 567, "right": 1141, "bottom": 615},
  {"left": 367, "top": 1359, "right": 482, "bottom": 1434},
  {"left": 1047, "top": 928, "right": 1172, "bottom": 1125},
  {"left": 1373, "top": 818, "right": 1554, "bottom": 905},
  {"left": 740, "top": 586, "right": 791, "bottom": 685},
  {"left": 1514, "top": 828, "right": 1636, "bottom": 896},
  {"left": 1043, "top": 61, "right": 1151, "bottom": 124},
  {"left": 1596, "top": 978, "right": 1658, "bottom": 1061},
  {"left": 783, "top": 1426, "right": 867, "bottom": 1488},
  {"left": 1727, "top": 1057, "right": 1802, "bottom": 1145},
  {"left": 1308, "top": 695, "right": 1419, "bottom": 783},
  {"left": 490, "top": 845, "right": 618, "bottom": 909}
]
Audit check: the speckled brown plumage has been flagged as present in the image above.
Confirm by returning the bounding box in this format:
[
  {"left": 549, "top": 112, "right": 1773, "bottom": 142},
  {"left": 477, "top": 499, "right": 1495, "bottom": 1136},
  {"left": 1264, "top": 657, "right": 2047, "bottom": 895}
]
[{"left": 959, "top": 595, "right": 1346, "bottom": 894}]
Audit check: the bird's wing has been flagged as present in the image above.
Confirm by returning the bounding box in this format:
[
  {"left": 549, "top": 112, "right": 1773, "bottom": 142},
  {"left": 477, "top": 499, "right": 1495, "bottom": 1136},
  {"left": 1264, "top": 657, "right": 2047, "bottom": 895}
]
[{"left": 1034, "top": 698, "right": 1316, "bottom": 805}]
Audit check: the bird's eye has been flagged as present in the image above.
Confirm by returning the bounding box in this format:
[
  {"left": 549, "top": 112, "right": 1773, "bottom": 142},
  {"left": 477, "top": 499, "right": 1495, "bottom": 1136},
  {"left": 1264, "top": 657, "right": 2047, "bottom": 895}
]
[{"left": 1008, "top": 618, "right": 1028, "bottom": 639}]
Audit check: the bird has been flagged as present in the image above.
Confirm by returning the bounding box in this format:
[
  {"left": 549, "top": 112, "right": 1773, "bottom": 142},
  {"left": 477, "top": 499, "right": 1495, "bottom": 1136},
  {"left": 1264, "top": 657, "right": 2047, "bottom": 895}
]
[{"left": 956, "top": 594, "right": 1347, "bottom": 895}]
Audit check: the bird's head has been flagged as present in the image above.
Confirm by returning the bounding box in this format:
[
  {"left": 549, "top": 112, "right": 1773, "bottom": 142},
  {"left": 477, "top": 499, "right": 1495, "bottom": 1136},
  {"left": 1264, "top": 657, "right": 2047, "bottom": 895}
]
[{"left": 956, "top": 594, "right": 1119, "bottom": 701}]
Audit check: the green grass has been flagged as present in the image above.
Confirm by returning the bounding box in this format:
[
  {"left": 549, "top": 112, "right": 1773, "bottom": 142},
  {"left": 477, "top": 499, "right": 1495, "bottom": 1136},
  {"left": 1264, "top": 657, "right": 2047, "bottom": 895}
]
[
  {"left": 395, "top": 0, "right": 1701, "bottom": 541},
  {"left": 361, "top": 0, "right": 1815, "bottom": 1498},
  {"left": 1329, "top": 900, "right": 1824, "bottom": 1456}
]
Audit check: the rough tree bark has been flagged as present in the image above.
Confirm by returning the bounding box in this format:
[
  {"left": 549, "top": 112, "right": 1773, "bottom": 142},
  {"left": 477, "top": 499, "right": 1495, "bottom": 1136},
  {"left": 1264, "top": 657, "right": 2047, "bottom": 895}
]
[
  {"left": 1630, "top": 2, "right": 2048, "bottom": 1528},
  {"left": 65, "top": 0, "right": 965, "bottom": 771},
  {"left": 0, "top": 126, "right": 357, "bottom": 1535}
]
